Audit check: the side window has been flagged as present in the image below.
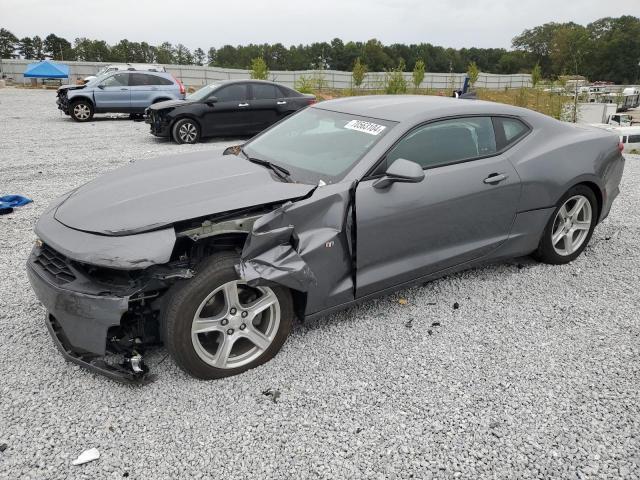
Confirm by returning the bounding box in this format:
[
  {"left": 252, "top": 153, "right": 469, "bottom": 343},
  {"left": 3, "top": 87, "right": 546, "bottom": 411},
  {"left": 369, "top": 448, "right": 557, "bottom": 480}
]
[
  {"left": 278, "top": 86, "right": 298, "bottom": 98},
  {"left": 251, "top": 84, "right": 277, "bottom": 100},
  {"left": 629, "top": 134, "right": 640, "bottom": 143},
  {"left": 129, "top": 73, "right": 173, "bottom": 86},
  {"left": 386, "top": 117, "right": 496, "bottom": 169},
  {"left": 214, "top": 84, "right": 247, "bottom": 102},
  {"left": 622, "top": 136, "right": 627, "bottom": 143},
  {"left": 155, "top": 76, "right": 174, "bottom": 86},
  {"left": 495, "top": 117, "right": 530, "bottom": 149},
  {"left": 100, "top": 73, "right": 128, "bottom": 87},
  {"left": 129, "top": 73, "right": 153, "bottom": 86}
]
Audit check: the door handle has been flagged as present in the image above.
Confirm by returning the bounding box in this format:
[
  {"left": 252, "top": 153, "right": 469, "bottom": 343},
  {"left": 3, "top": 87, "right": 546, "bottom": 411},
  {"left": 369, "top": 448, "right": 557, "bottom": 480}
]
[
  {"left": 484, "top": 173, "right": 507, "bottom": 184},
  {"left": 276, "top": 101, "right": 287, "bottom": 105},
  {"left": 238, "top": 103, "right": 249, "bottom": 107},
  {"left": 120, "top": 88, "right": 128, "bottom": 91}
]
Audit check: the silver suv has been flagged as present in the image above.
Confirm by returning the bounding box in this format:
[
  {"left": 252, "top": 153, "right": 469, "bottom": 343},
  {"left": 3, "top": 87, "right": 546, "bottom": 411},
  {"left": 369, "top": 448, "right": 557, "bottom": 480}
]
[{"left": 57, "top": 70, "right": 185, "bottom": 122}]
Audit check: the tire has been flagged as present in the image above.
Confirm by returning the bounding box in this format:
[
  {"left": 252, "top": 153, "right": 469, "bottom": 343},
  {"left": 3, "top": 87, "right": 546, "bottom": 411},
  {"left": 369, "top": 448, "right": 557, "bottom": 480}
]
[
  {"left": 160, "top": 252, "right": 294, "bottom": 379},
  {"left": 172, "top": 118, "right": 200, "bottom": 144},
  {"left": 534, "top": 185, "right": 598, "bottom": 265},
  {"left": 69, "top": 99, "right": 94, "bottom": 122}
]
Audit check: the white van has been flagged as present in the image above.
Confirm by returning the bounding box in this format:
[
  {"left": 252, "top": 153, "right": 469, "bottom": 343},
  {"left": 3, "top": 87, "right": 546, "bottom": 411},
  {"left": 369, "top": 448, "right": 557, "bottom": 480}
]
[
  {"left": 83, "top": 64, "right": 166, "bottom": 83},
  {"left": 617, "top": 126, "right": 640, "bottom": 153}
]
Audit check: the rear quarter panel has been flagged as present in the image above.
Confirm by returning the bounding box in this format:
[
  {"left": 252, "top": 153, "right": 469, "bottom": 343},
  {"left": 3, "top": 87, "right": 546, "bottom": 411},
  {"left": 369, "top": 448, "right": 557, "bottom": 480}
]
[{"left": 508, "top": 119, "right": 623, "bottom": 220}]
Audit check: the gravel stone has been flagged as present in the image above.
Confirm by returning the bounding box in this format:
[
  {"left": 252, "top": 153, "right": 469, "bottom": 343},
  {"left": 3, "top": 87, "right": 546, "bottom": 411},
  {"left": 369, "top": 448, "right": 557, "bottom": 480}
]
[{"left": 1, "top": 88, "right": 639, "bottom": 479}]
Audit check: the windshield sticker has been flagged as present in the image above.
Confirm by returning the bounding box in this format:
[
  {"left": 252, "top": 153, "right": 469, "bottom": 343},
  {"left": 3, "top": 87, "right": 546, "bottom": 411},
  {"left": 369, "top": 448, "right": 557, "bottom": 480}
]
[{"left": 344, "top": 120, "right": 386, "bottom": 136}]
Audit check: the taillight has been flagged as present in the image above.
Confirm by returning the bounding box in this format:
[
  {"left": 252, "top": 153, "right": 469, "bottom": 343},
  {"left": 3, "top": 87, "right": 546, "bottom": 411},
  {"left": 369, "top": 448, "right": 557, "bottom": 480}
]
[
  {"left": 172, "top": 75, "right": 185, "bottom": 95},
  {"left": 307, "top": 98, "right": 317, "bottom": 105},
  {"left": 618, "top": 142, "right": 624, "bottom": 152}
]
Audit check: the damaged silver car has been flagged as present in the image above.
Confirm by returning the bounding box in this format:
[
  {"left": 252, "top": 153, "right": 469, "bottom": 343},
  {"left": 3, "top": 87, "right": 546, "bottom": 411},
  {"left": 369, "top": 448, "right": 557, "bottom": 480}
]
[{"left": 27, "top": 96, "right": 625, "bottom": 383}]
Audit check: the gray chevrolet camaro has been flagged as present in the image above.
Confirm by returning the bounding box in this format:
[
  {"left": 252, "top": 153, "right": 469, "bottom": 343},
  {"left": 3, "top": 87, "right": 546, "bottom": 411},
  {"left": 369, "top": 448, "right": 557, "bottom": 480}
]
[{"left": 27, "top": 95, "right": 625, "bottom": 383}]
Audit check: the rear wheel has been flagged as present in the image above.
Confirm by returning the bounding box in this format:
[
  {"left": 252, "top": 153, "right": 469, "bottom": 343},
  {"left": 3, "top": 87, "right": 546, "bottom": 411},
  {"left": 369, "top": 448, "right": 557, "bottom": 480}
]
[
  {"left": 534, "top": 185, "right": 597, "bottom": 264},
  {"left": 70, "top": 100, "right": 94, "bottom": 122},
  {"left": 160, "top": 253, "right": 293, "bottom": 379},
  {"left": 172, "top": 118, "right": 200, "bottom": 144}
]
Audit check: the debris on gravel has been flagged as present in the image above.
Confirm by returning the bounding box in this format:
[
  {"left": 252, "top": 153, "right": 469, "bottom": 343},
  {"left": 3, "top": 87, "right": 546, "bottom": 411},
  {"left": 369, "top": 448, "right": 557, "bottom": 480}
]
[{"left": 1, "top": 89, "right": 639, "bottom": 479}]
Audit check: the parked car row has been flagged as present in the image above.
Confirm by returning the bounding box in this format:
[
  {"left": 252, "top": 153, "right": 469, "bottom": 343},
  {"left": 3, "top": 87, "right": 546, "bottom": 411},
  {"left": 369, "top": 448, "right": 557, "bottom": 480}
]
[{"left": 56, "top": 68, "right": 316, "bottom": 142}]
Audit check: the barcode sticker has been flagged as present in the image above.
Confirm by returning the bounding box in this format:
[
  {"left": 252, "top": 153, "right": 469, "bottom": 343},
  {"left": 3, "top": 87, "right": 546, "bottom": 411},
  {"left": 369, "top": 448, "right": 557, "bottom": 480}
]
[{"left": 344, "top": 120, "right": 386, "bottom": 135}]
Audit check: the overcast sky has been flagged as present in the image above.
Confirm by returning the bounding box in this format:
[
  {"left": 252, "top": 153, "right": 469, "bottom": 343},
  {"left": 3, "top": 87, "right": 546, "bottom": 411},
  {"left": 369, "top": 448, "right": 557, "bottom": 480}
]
[{"left": 1, "top": 0, "right": 638, "bottom": 50}]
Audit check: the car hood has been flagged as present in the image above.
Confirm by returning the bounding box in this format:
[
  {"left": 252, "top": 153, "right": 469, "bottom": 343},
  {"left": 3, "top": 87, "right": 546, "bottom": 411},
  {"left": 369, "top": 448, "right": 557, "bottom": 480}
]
[
  {"left": 57, "top": 84, "right": 86, "bottom": 93},
  {"left": 148, "top": 98, "right": 195, "bottom": 111},
  {"left": 53, "top": 151, "right": 316, "bottom": 236}
]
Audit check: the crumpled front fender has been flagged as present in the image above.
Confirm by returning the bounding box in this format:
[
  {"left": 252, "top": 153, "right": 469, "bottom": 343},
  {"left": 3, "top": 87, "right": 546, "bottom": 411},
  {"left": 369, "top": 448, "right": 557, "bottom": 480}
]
[{"left": 237, "top": 183, "right": 356, "bottom": 315}]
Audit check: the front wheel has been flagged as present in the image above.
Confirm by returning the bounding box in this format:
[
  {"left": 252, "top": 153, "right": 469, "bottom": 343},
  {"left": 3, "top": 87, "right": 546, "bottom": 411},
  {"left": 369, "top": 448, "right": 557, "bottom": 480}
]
[
  {"left": 160, "top": 253, "right": 294, "bottom": 379},
  {"left": 69, "top": 100, "right": 94, "bottom": 122},
  {"left": 534, "top": 185, "right": 598, "bottom": 264},
  {"left": 172, "top": 118, "right": 200, "bottom": 144}
]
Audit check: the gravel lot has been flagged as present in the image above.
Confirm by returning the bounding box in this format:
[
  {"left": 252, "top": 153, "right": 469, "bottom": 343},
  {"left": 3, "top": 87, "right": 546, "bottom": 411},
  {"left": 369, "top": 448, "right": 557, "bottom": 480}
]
[{"left": 1, "top": 88, "right": 639, "bottom": 479}]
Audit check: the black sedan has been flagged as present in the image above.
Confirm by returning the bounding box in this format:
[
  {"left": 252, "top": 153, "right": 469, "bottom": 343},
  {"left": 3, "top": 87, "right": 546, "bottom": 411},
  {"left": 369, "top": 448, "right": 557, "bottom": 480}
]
[{"left": 146, "top": 79, "right": 316, "bottom": 143}]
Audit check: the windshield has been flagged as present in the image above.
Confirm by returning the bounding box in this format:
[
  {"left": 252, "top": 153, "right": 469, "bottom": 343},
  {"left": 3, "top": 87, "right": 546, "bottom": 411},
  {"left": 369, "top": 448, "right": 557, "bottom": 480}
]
[
  {"left": 243, "top": 108, "right": 396, "bottom": 184},
  {"left": 187, "top": 84, "right": 220, "bottom": 101}
]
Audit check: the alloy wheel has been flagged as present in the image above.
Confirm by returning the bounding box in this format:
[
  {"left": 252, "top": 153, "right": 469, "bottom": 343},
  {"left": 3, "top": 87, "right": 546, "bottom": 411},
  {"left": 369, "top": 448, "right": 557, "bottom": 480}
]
[
  {"left": 551, "top": 194, "right": 592, "bottom": 256},
  {"left": 73, "top": 104, "right": 91, "bottom": 120},
  {"left": 178, "top": 122, "right": 198, "bottom": 143},
  {"left": 191, "top": 280, "right": 280, "bottom": 369}
]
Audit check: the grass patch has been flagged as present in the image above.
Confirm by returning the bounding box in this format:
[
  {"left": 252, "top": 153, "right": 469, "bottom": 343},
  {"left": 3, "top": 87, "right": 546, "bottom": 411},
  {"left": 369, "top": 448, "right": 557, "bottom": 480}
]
[{"left": 311, "top": 87, "right": 572, "bottom": 120}]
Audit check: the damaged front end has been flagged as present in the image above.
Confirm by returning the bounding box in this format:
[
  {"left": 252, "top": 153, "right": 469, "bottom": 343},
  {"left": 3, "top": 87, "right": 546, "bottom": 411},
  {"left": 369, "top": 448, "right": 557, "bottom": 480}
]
[
  {"left": 237, "top": 183, "right": 357, "bottom": 315},
  {"left": 56, "top": 85, "right": 84, "bottom": 114},
  {"left": 27, "top": 241, "right": 193, "bottom": 384}
]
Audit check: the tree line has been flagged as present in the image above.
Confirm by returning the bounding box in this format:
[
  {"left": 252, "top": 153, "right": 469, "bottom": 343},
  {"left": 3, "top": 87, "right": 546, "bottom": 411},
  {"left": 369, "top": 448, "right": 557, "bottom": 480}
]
[{"left": 0, "top": 15, "right": 638, "bottom": 83}]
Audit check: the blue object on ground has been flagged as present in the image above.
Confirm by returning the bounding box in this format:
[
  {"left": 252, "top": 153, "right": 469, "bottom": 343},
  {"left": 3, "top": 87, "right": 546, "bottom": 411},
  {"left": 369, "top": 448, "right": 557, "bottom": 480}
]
[{"left": 0, "top": 195, "right": 33, "bottom": 209}]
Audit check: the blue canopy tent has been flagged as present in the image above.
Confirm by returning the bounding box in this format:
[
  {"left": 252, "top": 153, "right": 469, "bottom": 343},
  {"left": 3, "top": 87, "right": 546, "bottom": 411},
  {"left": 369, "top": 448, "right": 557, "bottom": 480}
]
[{"left": 23, "top": 60, "right": 69, "bottom": 80}]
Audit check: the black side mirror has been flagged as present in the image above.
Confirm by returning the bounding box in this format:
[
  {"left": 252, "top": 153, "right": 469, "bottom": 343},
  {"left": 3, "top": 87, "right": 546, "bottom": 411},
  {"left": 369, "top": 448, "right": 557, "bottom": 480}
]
[
  {"left": 205, "top": 96, "right": 218, "bottom": 106},
  {"left": 373, "top": 158, "right": 425, "bottom": 189},
  {"left": 97, "top": 84, "right": 105, "bottom": 89}
]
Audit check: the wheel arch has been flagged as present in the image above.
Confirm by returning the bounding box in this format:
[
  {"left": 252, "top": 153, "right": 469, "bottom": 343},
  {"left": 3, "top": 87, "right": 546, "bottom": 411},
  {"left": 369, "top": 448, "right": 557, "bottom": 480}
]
[
  {"left": 567, "top": 179, "right": 603, "bottom": 222},
  {"left": 69, "top": 95, "right": 94, "bottom": 107},
  {"left": 181, "top": 232, "right": 307, "bottom": 321}
]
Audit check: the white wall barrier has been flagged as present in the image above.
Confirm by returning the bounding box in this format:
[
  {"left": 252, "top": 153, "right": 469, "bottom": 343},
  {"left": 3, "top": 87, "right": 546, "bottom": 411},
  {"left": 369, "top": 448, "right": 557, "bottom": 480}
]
[{"left": 0, "top": 59, "right": 532, "bottom": 90}]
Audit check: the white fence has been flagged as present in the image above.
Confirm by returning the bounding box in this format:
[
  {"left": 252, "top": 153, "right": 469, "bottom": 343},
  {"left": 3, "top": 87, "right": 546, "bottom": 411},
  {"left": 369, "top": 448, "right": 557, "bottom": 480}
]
[{"left": 0, "top": 59, "right": 532, "bottom": 90}]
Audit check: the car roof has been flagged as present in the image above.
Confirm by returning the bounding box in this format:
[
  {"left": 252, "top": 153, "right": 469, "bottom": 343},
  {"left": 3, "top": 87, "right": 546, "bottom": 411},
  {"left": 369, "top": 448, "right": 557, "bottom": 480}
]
[
  {"left": 312, "top": 95, "right": 544, "bottom": 124},
  {"left": 214, "top": 79, "right": 279, "bottom": 85}
]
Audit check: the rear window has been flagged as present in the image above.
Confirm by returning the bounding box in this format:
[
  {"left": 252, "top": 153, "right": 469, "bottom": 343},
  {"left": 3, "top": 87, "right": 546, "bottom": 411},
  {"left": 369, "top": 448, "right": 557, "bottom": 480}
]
[
  {"left": 251, "top": 83, "right": 278, "bottom": 100},
  {"left": 494, "top": 117, "right": 530, "bottom": 149},
  {"left": 278, "top": 85, "right": 300, "bottom": 98}
]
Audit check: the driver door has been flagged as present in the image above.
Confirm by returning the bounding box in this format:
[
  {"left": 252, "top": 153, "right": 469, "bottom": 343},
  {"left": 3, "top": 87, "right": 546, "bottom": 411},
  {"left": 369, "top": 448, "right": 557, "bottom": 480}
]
[
  {"left": 355, "top": 116, "right": 521, "bottom": 297},
  {"left": 93, "top": 72, "right": 131, "bottom": 110},
  {"left": 202, "top": 83, "right": 250, "bottom": 136}
]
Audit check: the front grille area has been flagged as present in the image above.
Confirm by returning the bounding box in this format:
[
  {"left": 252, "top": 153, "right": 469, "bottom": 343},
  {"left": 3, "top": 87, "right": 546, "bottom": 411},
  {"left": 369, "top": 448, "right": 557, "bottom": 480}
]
[{"left": 34, "top": 244, "right": 76, "bottom": 284}]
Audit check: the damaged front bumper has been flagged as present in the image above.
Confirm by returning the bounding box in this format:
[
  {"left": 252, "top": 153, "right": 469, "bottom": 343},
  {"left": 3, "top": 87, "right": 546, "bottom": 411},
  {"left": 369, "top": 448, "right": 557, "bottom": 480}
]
[
  {"left": 56, "top": 91, "right": 70, "bottom": 115},
  {"left": 146, "top": 109, "right": 171, "bottom": 137},
  {"left": 26, "top": 243, "right": 177, "bottom": 385}
]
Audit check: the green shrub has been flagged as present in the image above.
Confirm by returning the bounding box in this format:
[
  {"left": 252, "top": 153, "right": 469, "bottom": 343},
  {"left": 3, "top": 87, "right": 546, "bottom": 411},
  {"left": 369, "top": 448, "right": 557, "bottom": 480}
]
[
  {"left": 385, "top": 60, "right": 407, "bottom": 94},
  {"left": 352, "top": 57, "right": 367, "bottom": 89},
  {"left": 249, "top": 57, "right": 269, "bottom": 80},
  {"left": 412, "top": 59, "right": 425, "bottom": 91},
  {"left": 295, "top": 75, "right": 314, "bottom": 93},
  {"left": 467, "top": 61, "right": 479, "bottom": 87}
]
